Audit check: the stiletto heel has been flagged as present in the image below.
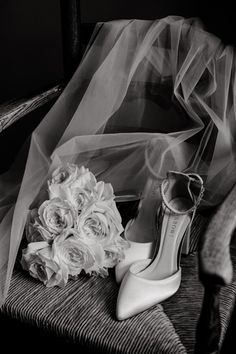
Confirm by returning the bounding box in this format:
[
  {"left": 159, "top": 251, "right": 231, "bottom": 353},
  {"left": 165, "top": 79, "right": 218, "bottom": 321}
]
[
  {"left": 115, "top": 178, "right": 160, "bottom": 283},
  {"left": 116, "top": 171, "right": 204, "bottom": 320}
]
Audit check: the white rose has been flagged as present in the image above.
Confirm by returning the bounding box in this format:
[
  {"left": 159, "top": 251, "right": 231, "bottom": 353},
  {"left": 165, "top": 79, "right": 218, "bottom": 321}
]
[
  {"left": 38, "top": 198, "right": 76, "bottom": 237},
  {"left": 66, "top": 180, "right": 115, "bottom": 213},
  {"left": 48, "top": 164, "right": 97, "bottom": 201},
  {"left": 104, "top": 250, "right": 123, "bottom": 268},
  {"left": 77, "top": 200, "right": 124, "bottom": 247},
  {"left": 52, "top": 229, "right": 105, "bottom": 276},
  {"left": 26, "top": 209, "right": 53, "bottom": 243},
  {"left": 94, "top": 181, "right": 115, "bottom": 201},
  {"left": 21, "top": 242, "right": 68, "bottom": 287},
  {"left": 66, "top": 187, "right": 94, "bottom": 214},
  {"left": 103, "top": 236, "right": 130, "bottom": 268}
]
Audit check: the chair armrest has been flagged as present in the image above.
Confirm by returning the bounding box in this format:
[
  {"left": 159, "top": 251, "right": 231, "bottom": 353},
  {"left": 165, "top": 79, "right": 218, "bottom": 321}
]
[
  {"left": 195, "top": 183, "right": 236, "bottom": 354},
  {"left": 199, "top": 183, "right": 236, "bottom": 286},
  {"left": 0, "top": 84, "right": 63, "bottom": 133}
]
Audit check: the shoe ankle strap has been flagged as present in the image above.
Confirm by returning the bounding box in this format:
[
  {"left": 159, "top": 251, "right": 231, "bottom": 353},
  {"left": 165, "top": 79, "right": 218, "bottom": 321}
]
[{"left": 160, "top": 171, "right": 204, "bottom": 215}]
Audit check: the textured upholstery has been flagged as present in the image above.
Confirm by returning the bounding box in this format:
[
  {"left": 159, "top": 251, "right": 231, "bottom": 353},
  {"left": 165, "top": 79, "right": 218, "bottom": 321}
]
[{"left": 1, "top": 215, "right": 236, "bottom": 353}]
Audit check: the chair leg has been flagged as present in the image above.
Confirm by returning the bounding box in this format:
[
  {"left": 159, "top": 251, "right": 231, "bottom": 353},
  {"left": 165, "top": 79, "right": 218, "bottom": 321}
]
[
  {"left": 60, "top": 0, "right": 81, "bottom": 81},
  {"left": 195, "top": 285, "right": 221, "bottom": 354}
]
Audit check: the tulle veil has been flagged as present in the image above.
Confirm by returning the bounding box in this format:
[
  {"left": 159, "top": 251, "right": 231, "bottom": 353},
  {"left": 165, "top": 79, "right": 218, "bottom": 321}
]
[{"left": 1, "top": 16, "right": 236, "bottom": 305}]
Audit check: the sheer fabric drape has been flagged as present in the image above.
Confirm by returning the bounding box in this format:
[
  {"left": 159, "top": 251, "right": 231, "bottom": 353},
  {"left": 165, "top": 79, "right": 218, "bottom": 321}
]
[{"left": 1, "top": 17, "right": 236, "bottom": 304}]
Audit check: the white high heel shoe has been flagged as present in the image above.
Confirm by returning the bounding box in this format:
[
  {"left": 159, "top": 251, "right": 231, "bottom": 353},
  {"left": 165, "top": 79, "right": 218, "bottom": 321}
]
[
  {"left": 116, "top": 171, "right": 204, "bottom": 320},
  {"left": 115, "top": 178, "right": 160, "bottom": 283}
]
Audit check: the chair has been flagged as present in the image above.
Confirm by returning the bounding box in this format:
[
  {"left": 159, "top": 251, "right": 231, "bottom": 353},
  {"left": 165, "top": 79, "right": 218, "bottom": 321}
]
[{"left": 1, "top": 1, "right": 236, "bottom": 353}]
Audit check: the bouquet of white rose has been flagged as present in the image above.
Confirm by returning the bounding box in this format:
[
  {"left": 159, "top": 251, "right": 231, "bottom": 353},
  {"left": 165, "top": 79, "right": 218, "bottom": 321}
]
[{"left": 21, "top": 164, "right": 128, "bottom": 287}]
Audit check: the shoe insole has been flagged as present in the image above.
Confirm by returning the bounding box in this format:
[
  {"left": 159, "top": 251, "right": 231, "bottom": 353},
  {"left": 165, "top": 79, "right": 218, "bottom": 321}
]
[{"left": 139, "top": 197, "right": 191, "bottom": 280}]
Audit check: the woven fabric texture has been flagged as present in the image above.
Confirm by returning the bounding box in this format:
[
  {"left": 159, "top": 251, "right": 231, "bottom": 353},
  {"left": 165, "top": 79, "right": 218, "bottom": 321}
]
[{"left": 1, "top": 215, "right": 236, "bottom": 354}]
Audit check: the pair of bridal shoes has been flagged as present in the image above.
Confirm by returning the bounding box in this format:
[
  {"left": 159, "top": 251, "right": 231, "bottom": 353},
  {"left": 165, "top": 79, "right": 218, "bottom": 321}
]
[{"left": 116, "top": 171, "right": 204, "bottom": 320}]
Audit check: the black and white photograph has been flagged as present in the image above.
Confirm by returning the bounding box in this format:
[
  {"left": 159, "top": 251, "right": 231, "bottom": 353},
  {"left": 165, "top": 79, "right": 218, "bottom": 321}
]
[{"left": 0, "top": 1, "right": 236, "bottom": 353}]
